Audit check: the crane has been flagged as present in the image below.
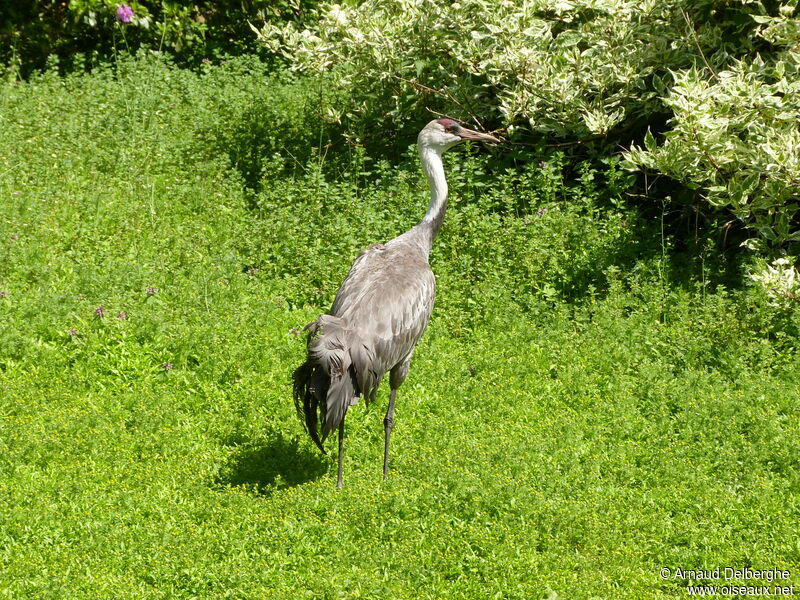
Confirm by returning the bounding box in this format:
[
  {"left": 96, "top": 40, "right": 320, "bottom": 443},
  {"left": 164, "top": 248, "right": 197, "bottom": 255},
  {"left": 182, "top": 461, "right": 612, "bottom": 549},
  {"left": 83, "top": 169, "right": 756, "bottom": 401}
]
[{"left": 293, "top": 118, "right": 499, "bottom": 488}]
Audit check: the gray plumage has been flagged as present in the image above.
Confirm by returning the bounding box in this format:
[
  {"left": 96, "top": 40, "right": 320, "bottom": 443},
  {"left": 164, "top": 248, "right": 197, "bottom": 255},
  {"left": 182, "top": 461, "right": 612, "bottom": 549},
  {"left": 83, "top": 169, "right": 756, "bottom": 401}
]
[{"left": 293, "top": 118, "right": 498, "bottom": 488}]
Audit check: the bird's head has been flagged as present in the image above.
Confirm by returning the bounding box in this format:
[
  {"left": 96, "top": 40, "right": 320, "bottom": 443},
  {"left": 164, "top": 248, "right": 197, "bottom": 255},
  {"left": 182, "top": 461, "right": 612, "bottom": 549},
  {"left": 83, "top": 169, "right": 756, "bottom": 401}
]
[{"left": 418, "top": 118, "right": 499, "bottom": 153}]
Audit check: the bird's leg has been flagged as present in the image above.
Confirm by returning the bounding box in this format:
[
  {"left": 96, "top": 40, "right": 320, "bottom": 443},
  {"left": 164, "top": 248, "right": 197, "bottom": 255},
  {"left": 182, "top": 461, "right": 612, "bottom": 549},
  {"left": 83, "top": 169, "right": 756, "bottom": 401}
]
[
  {"left": 383, "top": 388, "right": 397, "bottom": 479},
  {"left": 337, "top": 419, "right": 345, "bottom": 490}
]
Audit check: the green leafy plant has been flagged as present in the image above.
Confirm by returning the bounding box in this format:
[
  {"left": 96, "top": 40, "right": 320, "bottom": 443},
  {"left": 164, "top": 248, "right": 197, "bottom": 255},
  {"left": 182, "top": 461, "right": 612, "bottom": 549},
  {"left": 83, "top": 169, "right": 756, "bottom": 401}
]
[
  {"left": 1, "top": 56, "right": 799, "bottom": 600},
  {"left": 0, "top": 0, "right": 317, "bottom": 77},
  {"left": 254, "top": 0, "right": 800, "bottom": 270},
  {"left": 625, "top": 56, "right": 800, "bottom": 248},
  {"left": 252, "top": 0, "right": 765, "bottom": 139}
]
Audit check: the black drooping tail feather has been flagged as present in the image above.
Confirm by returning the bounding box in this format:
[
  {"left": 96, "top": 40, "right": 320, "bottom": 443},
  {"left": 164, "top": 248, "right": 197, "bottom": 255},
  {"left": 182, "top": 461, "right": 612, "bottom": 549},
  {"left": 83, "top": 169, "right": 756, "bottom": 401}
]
[
  {"left": 292, "top": 361, "right": 327, "bottom": 452},
  {"left": 293, "top": 315, "right": 359, "bottom": 453}
]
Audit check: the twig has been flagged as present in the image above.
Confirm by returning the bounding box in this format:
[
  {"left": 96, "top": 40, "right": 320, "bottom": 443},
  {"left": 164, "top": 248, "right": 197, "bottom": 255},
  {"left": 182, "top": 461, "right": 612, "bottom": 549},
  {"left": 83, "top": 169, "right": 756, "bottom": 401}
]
[
  {"left": 392, "top": 75, "right": 485, "bottom": 130},
  {"left": 544, "top": 135, "right": 605, "bottom": 148},
  {"left": 468, "top": 133, "right": 605, "bottom": 149},
  {"left": 681, "top": 7, "right": 717, "bottom": 79},
  {"left": 393, "top": 75, "right": 452, "bottom": 102},
  {"left": 624, "top": 191, "right": 663, "bottom": 201},
  {"left": 689, "top": 126, "right": 725, "bottom": 178}
]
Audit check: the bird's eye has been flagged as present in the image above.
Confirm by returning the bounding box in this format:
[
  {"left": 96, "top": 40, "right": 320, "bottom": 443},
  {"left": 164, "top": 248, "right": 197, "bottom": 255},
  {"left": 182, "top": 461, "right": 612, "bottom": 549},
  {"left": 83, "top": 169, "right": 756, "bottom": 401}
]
[{"left": 437, "top": 118, "right": 460, "bottom": 134}]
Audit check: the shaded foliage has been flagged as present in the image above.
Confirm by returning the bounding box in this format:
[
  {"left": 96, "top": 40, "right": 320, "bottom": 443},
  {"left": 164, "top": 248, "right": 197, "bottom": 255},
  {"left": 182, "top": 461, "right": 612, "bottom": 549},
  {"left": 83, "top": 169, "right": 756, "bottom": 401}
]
[
  {"left": 256, "top": 0, "right": 800, "bottom": 260},
  {"left": 216, "top": 432, "right": 329, "bottom": 493},
  {"left": 0, "top": 0, "right": 318, "bottom": 77}
]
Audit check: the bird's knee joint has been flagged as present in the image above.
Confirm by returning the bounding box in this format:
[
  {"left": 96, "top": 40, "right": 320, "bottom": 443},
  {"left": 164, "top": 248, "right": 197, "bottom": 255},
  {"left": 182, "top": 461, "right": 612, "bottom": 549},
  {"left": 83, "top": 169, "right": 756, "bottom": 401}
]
[{"left": 384, "top": 416, "right": 394, "bottom": 429}]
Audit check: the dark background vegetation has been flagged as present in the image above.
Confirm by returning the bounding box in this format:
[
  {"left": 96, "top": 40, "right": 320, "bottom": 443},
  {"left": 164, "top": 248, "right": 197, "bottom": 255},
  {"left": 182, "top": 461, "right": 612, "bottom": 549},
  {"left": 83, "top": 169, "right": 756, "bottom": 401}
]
[{"left": 0, "top": 0, "right": 314, "bottom": 75}]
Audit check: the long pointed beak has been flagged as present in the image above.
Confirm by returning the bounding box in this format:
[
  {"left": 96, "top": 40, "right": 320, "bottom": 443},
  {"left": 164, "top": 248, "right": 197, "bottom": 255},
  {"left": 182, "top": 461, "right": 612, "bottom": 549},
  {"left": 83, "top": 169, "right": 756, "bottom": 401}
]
[{"left": 458, "top": 127, "right": 500, "bottom": 143}]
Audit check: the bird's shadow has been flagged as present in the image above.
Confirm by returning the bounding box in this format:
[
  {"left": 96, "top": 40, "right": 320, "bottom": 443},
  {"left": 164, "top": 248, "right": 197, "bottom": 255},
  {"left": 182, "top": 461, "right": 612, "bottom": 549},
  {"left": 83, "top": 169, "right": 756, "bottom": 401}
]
[{"left": 214, "top": 432, "right": 328, "bottom": 495}]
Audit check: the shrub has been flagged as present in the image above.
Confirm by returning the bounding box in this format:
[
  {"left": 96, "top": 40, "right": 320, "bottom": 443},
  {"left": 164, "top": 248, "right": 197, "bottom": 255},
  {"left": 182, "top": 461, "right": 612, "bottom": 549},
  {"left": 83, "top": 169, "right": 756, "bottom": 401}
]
[
  {"left": 0, "top": 0, "right": 318, "bottom": 77},
  {"left": 624, "top": 51, "right": 800, "bottom": 250},
  {"left": 254, "top": 0, "right": 800, "bottom": 261},
  {"left": 253, "top": 0, "right": 766, "bottom": 139}
]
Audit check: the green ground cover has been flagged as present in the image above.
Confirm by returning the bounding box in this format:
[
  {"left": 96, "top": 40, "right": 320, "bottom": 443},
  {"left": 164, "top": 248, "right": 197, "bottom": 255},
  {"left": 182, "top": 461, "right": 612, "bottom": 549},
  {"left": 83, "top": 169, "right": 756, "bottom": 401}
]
[{"left": 1, "top": 56, "right": 798, "bottom": 599}]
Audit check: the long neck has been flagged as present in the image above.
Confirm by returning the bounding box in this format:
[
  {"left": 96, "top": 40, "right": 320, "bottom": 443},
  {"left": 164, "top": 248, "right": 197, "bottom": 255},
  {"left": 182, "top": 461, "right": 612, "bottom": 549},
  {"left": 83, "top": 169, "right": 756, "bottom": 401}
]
[{"left": 417, "top": 144, "right": 448, "bottom": 248}]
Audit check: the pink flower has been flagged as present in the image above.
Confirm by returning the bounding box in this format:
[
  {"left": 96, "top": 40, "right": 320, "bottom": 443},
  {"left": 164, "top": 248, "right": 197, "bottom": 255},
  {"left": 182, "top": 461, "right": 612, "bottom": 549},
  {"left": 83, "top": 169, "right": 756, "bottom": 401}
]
[{"left": 116, "top": 5, "right": 133, "bottom": 24}]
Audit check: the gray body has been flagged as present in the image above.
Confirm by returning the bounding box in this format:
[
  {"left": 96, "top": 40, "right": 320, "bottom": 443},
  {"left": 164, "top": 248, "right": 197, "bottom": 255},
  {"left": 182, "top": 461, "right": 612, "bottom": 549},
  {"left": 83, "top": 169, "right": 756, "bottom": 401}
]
[
  {"left": 328, "top": 230, "right": 435, "bottom": 407},
  {"left": 293, "top": 119, "right": 498, "bottom": 487}
]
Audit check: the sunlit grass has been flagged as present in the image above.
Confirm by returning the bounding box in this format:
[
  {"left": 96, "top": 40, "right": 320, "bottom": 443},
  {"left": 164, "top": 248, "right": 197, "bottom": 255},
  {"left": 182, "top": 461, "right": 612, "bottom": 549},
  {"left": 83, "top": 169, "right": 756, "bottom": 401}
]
[{"left": 0, "top": 56, "right": 798, "bottom": 599}]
